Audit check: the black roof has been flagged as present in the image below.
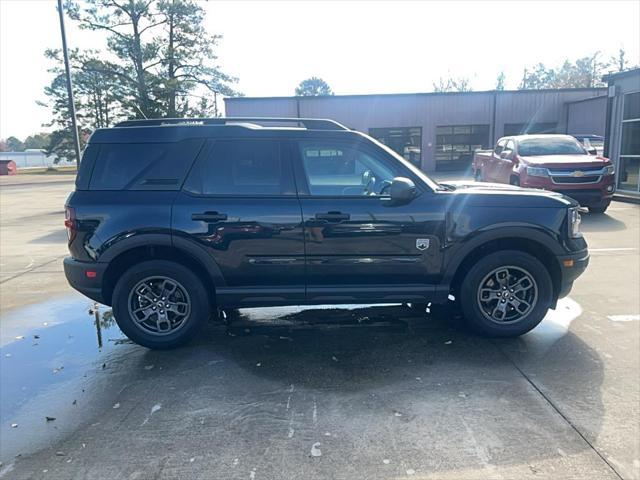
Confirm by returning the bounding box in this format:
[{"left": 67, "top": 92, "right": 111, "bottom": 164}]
[{"left": 89, "top": 117, "right": 357, "bottom": 144}]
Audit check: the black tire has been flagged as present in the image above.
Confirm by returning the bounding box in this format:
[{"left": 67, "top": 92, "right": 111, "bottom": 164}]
[
  {"left": 509, "top": 176, "right": 520, "bottom": 186},
  {"left": 589, "top": 203, "right": 610, "bottom": 214},
  {"left": 112, "top": 260, "right": 210, "bottom": 349},
  {"left": 474, "top": 170, "right": 483, "bottom": 182},
  {"left": 459, "top": 250, "right": 552, "bottom": 337}
]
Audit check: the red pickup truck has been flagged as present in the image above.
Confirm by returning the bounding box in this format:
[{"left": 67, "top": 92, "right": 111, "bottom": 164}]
[{"left": 473, "top": 134, "right": 615, "bottom": 213}]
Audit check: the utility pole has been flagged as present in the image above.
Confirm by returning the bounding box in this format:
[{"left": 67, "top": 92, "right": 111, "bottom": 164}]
[{"left": 57, "top": 0, "right": 82, "bottom": 164}]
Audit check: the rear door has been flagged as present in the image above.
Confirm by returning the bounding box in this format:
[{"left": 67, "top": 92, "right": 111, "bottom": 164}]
[
  {"left": 291, "top": 137, "right": 445, "bottom": 304},
  {"left": 171, "top": 138, "right": 305, "bottom": 306}
]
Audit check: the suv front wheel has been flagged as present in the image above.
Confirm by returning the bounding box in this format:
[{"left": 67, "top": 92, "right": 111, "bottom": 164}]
[
  {"left": 112, "top": 260, "right": 210, "bottom": 349},
  {"left": 459, "top": 250, "right": 552, "bottom": 337}
]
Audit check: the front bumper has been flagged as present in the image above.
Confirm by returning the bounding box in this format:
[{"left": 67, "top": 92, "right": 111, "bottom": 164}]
[
  {"left": 521, "top": 174, "right": 615, "bottom": 208},
  {"left": 555, "top": 247, "right": 590, "bottom": 300},
  {"left": 63, "top": 257, "right": 108, "bottom": 305}
]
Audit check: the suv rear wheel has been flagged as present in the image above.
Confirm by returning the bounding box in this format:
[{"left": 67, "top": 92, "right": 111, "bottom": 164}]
[
  {"left": 459, "top": 250, "right": 552, "bottom": 337},
  {"left": 112, "top": 260, "right": 210, "bottom": 349}
]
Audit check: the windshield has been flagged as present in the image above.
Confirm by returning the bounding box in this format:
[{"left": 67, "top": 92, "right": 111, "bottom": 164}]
[
  {"left": 586, "top": 138, "right": 604, "bottom": 149},
  {"left": 518, "top": 137, "right": 587, "bottom": 156}
]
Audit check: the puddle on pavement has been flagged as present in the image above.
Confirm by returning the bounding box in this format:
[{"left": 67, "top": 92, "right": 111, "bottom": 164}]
[
  {"left": 0, "top": 296, "right": 132, "bottom": 463},
  {"left": 0, "top": 298, "right": 416, "bottom": 463}
]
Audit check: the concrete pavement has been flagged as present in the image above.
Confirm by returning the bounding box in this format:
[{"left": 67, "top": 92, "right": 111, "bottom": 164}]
[{"left": 0, "top": 177, "right": 638, "bottom": 479}]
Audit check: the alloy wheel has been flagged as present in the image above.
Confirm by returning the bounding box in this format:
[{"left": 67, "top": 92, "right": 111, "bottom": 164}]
[
  {"left": 127, "top": 276, "right": 191, "bottom": 336},
  {"left": 476, "top": 266, "right": 538, "bottom": 324}
]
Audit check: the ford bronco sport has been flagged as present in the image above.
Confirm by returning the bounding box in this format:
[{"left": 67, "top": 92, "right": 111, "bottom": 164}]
[{"left": 64, "top": 117, "right": 589, "bottom": 349}]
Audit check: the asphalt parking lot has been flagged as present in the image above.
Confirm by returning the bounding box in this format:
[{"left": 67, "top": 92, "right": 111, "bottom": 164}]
[{"left": 0, "top": 175, "right": 638, "bottom": 480}]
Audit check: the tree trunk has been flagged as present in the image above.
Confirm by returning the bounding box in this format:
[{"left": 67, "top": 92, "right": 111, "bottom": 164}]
[{"left": 129, "top": 0, "right": 149, "bottom": 118}]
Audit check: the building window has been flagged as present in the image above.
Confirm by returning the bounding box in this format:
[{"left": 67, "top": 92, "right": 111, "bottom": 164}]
[
  {"left": 435, "top": 125, "right": 490, "bottom": 172},
  {"left": 503, "top": 122, "right": 557, "bottom": 136},
  {"left": 618, "top": 92, "right": 640, "bottom": 192},
  {"left": 368, "top": 127, "right": 422, "bottom": 167}
]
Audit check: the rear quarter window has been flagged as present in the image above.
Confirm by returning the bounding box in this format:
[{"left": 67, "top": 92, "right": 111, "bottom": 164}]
[
  {"left": 75, "top": 145, "right": 98, "bottom": 190},
  {"left": 88, "top": 139, "right": 204, "bottom": 190}
]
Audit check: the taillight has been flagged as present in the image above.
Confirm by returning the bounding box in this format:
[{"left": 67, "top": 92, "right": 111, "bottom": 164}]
[{"left": 64, "top": 206, "right": 77, "bottom": 243}]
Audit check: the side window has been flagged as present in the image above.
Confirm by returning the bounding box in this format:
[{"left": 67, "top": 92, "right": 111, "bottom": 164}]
[
  {"left": 298, "top": 141, "right": 398, "bottom": 196},
  {"left": 495, "top": 139, "right": 507, "bottom": 155},
  {"left": 184, "top": 140, "right": 292, "bottom": 196},
  {"left": 89, "top": 139, "right": 203, "bottom": 191},
  {"left": 90, "top": 143, "right": 166, "bottom": 190}
]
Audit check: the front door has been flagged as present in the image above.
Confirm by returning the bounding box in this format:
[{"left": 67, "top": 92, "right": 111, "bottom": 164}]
[
  {"left": 497, "top": 139, "right": 517, "bottom": 183},
  {"left": 486, "top": 139, "right": 506, "bottom": 182},
  {"left": 172, "top": 138, "right": 305, "bottom": 306},
  {"left": 291, "top": 138, "right": 445, "bottom": 304}
]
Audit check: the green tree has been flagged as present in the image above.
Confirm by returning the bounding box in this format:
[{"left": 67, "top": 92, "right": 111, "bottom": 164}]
[
  {"left": 295, "top": 77, "right": 333, "bottom": 96},
  {"left": 40, "top": 48, "right": 124, "bottom": 159},
  {"left": 5, "top": 136, "right": 24, "bottom": 152},
  {"left": 519, "top": 52, "right": 614, "bottom": 89},
  {"left": 23, "top": 133, "right": 51, "bottom": 150},
  {"left": 495, "top": 71, "right": 505, "bottom": 91},
  {"left": 66, "top": 0, "right": 238, "bottom": 119},
  {"left": 42, "top": 1, "right": 238, "bottom": 158},
  {"left": 67, "top": 0, "right": 163, "bottom": 118},
  {"left": 157, "top": 0, "right": 238, "bottom": 117}
]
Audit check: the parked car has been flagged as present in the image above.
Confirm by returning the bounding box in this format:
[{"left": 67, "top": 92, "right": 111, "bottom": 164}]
[
  {"left": 64, "top": 118, "right": 589, "bottom": 349},
  {"left": 572, "top": 134, "right": 605, "bottom": 156},
  {"left": 473, "top": 134, "right": 615, "bottom": 213}
]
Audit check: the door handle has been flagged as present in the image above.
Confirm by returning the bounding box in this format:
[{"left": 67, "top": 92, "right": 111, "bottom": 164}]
[
  {"left": 192, "top": 211, "right": 228, "bottom": 222},
  {"left": 315, "top": 211, "right": 350, "bottom": 222}
]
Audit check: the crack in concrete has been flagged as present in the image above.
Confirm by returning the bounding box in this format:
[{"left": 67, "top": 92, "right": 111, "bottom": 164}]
[
  {"left": 495, "top": 341, "right": 624, "bottom": 480},
  {"left": 0, "top": 255, "right": 65, "bottom": 285}
]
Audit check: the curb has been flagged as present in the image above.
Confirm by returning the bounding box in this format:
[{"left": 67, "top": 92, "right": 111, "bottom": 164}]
[{"left": 613, "top": 194, "right": 640, "bottom": 205}]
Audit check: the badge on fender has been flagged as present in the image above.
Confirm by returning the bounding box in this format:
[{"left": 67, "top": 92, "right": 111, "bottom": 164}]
[{"left": 416, "top": 239, "right": 430, "bottom": 251}]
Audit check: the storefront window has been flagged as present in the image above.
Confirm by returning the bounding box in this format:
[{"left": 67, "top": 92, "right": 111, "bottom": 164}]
[
  {"left": 435, "top": 125, "right": 490, "bottom": 171},
  {"left": 618, "top": 92, "right": 640, "bottom": 192},
  {"left": 368, "top": 127, "right": 422, "bottom": 167}
]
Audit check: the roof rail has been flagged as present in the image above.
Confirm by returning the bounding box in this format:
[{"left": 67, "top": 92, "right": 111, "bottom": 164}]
[{"left": 114, "top": 117, "right": 349, "bottom": 131}]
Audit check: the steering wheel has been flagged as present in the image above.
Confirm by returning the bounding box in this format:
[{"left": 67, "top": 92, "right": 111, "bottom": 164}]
[{"left": 378, "top": 179, "right": 393, "bottom": 196}]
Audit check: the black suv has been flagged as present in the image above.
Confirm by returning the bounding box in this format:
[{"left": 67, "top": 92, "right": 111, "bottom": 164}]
[{"left": 64, "top": 117, "right": 589, "bottom": 349}]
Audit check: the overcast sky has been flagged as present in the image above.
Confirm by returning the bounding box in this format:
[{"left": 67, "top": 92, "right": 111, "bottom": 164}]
[{"left": 1, "top": 0, "right": 639, "bottom": 139}]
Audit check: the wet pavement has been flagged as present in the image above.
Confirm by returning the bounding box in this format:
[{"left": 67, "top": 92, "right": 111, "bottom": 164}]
[
  {"left": 0, "top": 177, "right": 638, "bottom": 479},
  {"left": 1, "top": 295, "right": 635, "bottom": 479}
]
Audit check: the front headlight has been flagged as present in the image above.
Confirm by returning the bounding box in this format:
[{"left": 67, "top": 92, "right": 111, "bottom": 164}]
[
  {"left": 526, "top": 166, "right": 549, "bottom": 177},
  {"left": 568, "top": 207, "right": 582, "bottom": 238},
  {"left": 603, "top": 165, "right": 615, "bottom": 176}
]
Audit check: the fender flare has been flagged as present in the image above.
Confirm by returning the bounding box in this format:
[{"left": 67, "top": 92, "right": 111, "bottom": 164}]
[
  {"left": 99, "top": 232, "right": 226, "bottom": 287},
  {"left": 441, "top": 225, "right": 563, "bottom": 286}
]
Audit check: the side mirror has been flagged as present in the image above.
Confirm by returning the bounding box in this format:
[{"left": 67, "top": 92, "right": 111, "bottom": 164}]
[
  {"left": 500, "top": 150, "right": 512, "bottom": 159},
  {"left": 388, "top": 177, "right": 417, "bottom": 205},
  {"left": 587, "top": 147, "right": 598, "bottom": 155}
]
